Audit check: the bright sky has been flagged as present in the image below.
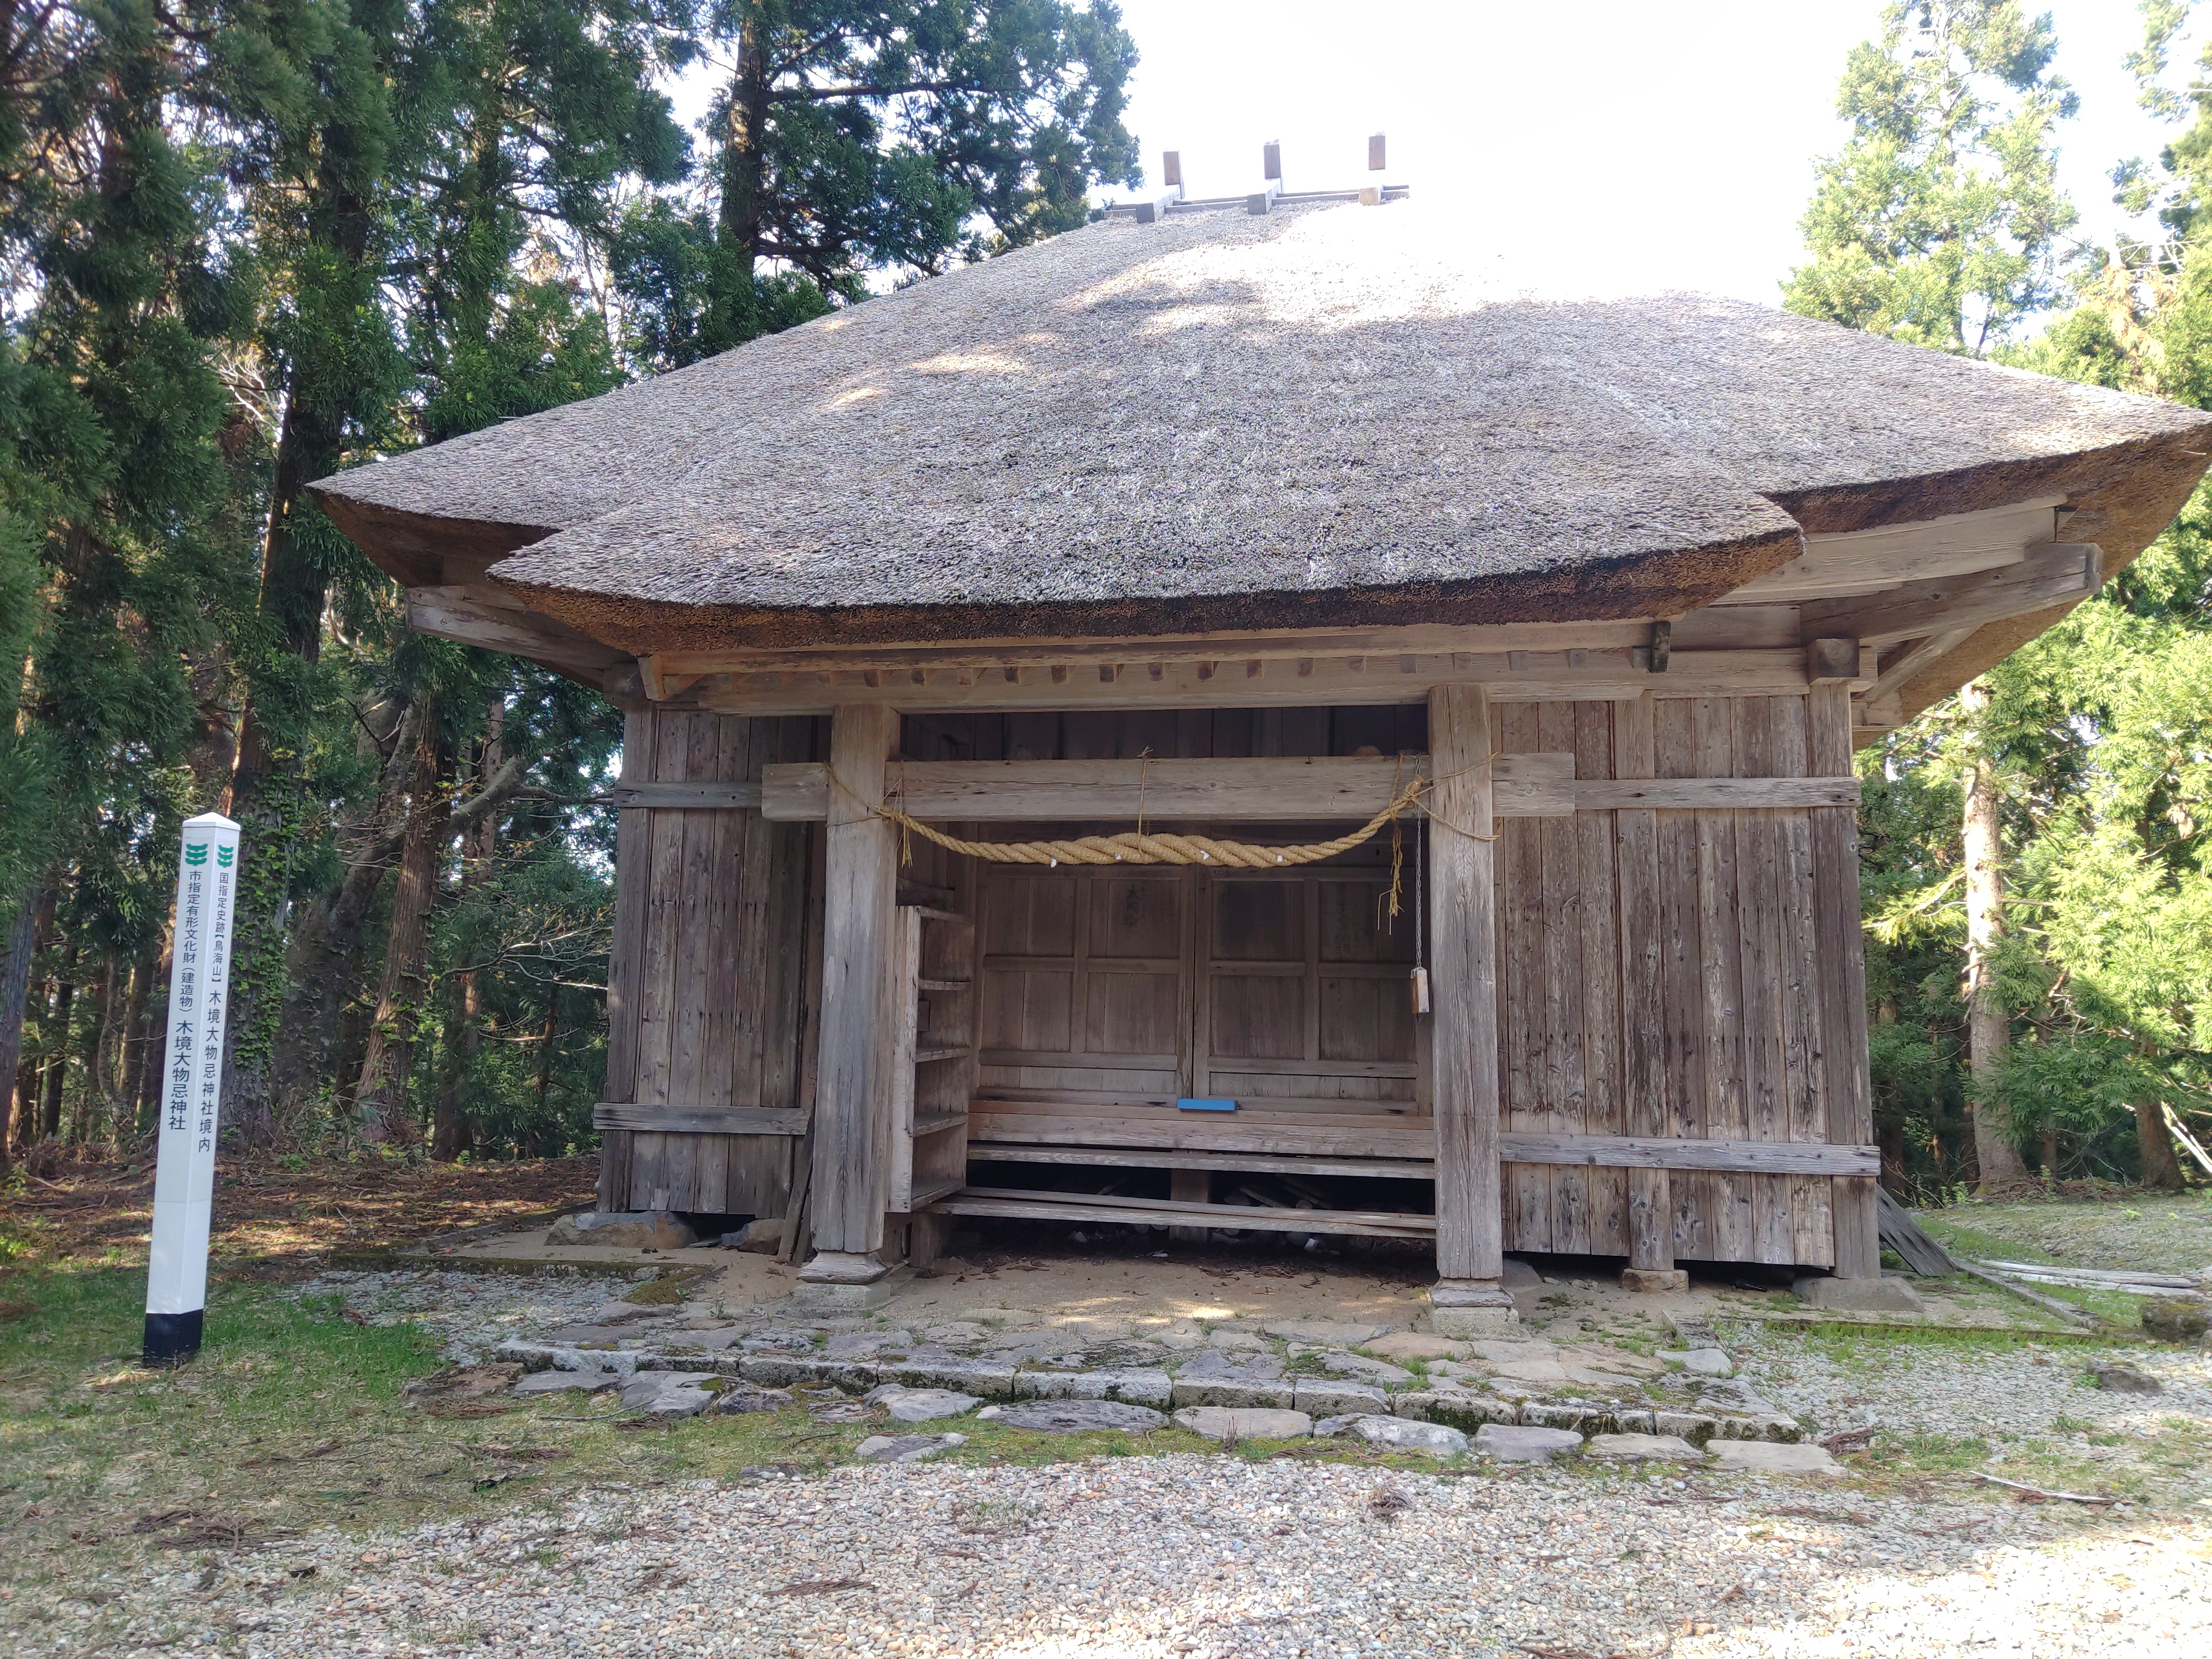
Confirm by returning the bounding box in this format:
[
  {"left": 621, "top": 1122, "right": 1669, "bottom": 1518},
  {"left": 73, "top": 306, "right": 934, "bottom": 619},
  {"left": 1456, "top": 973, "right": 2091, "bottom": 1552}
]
[
  {"left": 664, "top": 2, "right": 2183, "bottom": 309},
  {"left": 1107, "top": 0, "right": 2171, "bottom": 305}
]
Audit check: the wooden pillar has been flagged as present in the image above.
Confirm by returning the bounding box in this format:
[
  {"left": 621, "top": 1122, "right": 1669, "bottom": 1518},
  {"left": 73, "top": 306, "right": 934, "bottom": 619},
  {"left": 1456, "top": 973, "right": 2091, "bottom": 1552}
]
[
  {"left": 1614, "top": 693, "right": 1685, "bottom": 1291},
  {"left": 802, "top": 703, "right": 901, "bottom": 1279},
  {"left": 1809, "top": 684, "right": 1880, "bottom": 1278},
  {"left": 1427, "top": 685, "right": 1507, "bottom": 1315}
]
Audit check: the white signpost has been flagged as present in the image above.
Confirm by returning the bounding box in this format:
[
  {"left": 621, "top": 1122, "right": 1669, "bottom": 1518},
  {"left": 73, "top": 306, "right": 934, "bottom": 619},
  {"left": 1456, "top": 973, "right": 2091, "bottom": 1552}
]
[{"left": 144, "top": 811, "right": 241, "bottom": 1363}]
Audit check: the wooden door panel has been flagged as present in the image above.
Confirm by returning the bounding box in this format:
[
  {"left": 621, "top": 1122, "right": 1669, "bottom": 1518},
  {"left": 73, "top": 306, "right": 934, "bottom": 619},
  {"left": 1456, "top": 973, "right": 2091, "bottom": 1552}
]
[
  {"left": 1209, "top": 973, "right": 1305, "bottom": 1060},
  {"left": 1320, "top": 974, "right": 1414, "bottom": 1063}
]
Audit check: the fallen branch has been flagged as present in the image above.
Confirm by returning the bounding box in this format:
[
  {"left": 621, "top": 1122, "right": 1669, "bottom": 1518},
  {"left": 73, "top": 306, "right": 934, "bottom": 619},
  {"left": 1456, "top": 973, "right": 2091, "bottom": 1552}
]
[{"left": 1973, "top": 1472, "right": 2116, "bottom": 1506}]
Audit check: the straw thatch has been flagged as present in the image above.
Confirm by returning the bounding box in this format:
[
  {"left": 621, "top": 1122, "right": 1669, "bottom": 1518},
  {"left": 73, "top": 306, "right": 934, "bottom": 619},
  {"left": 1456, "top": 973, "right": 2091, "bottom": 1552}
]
[{"left": 311, "top": 200, "right": 2212, "bottom": 654}]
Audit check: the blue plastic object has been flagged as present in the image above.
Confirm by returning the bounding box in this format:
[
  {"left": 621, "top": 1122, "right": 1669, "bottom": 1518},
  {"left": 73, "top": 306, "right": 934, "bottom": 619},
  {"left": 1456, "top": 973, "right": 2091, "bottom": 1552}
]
[{"left": 1176, "top": 1097, "right": 1238, "bottom": 1112}]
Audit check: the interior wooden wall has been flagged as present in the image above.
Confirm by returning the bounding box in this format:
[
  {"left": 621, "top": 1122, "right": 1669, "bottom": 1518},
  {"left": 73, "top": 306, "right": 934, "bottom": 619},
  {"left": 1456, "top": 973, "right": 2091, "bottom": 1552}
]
[
  {"left": 1493, "top": 693, "right": 1857, "bottom": 1267},
  {"left": 598, "top": 708, "right": 821, "bottom": 1216}
]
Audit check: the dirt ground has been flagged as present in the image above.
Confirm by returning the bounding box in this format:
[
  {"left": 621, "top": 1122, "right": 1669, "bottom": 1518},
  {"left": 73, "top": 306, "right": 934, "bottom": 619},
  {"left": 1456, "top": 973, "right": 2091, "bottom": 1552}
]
[{"left": 0, "top": 1149, "right": 598, "bottom": 1268}]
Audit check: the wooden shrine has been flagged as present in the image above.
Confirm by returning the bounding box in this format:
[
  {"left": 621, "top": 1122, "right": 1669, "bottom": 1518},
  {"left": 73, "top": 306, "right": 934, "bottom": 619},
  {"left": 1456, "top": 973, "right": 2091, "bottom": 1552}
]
[{"left": 313, "top": 164, "right": 2212, "bottom": 1319}]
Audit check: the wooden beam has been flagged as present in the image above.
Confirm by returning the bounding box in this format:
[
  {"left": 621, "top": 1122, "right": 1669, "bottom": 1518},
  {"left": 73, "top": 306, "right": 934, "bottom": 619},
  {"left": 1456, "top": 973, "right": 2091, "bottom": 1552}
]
[
  {"left": 650, "top": 619, "right": 1677, "bottom": 677},
  {"left": 593, "top": 1103, "right": 810, "bottom": 1135},
  {"left": 967, "top": 1108, "right": 1436, "bottom": 1160},
  {"left": 1799, "top": 542, "right": 2100, "bottom": 648},
  {"left": 810, "top": 705, "right": 902, "bottom": 1260},
  {"left": 937, "top": 1190, "right": 1435, "bottom": 1240},
  {"left": 406, "top": 585, "right": 627, "bottom": 682},
  {"left": 689, "top": 648, "right": 1815, "bottom": 716},
  {"left": 602, "top": 782, "right": 763, "bottom": 810},
  {"left": 1498, "top": 1133, "right": 1880, "bottom": 1177},
  {"left": 1429, "top": 684, "right": 1501, "bottom": 1281},
  {"left": 966, "top": 1142, "right": 1435, "bottom": 1179},
  {"left": 1863, "top": 628, "right": 1973, "bottom": 705},
  {"left": 770, "top": 754, "right": 1570, "bottom": 822},
  {"left": 759, "top": 756, "right": 1848, "bottom": 822},
  {"left": 1567, "top": 777, "right": 1860, "bottom": 811},
  {"left": 964, "top": 1114, "right": 1879, "bottom": 1176},
  {"left": 1806, "top": 636, "right": 1860, "bottom": 685}
]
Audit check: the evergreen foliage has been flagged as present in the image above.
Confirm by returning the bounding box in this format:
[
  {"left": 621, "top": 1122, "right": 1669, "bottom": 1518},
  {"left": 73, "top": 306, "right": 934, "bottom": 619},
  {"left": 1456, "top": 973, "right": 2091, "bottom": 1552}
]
[
  {"left": 0, "top": 0, "right": 1140, "bottom": 1165},
  {"left": 1794, "top": 1, "right": 2212, "bottom": 1191}
]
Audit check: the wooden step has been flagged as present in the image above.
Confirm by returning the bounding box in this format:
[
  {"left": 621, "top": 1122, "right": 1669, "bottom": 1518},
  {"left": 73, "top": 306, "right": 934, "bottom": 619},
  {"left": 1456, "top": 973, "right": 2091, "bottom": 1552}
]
[
  {"left": 914, "top": 1045, "right": 972, "bottom": 1065},
  {"left": 965, "top": 1141, "right": 1434, "bottom": 1180},
  {"left": 917, "top": 977, "right": 971, "bottom": 993},
  {"left": 936, "top": 1186, "right": 1436, "bottom": 1240},
  {"left": 912, "top": 1112, "right": 968, "bottom": 1137}
]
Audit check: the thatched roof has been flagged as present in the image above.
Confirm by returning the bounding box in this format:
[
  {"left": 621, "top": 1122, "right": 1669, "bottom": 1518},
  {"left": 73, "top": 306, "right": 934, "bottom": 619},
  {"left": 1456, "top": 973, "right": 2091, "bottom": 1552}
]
[{"left": 312, "top": 200, "right": 2212, "bottom": 654}]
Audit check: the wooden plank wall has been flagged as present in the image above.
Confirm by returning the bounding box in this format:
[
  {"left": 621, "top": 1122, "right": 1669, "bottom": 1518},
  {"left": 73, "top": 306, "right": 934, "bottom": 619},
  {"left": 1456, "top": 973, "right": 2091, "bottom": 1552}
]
[
  {"left": 599, "top": 708, "right": 821, "bottom": 1216},
  {"left": 1493, "top": 695, "right": 1841, "bottom": 1267}
]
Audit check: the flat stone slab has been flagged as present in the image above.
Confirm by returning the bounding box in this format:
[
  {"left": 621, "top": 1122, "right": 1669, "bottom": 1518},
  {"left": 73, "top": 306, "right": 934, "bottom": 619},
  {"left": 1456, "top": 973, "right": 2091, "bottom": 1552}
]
[
  {"left": 1293, "top": 1379, "right": 1390, "bottom": 1417},
  {"left": 1390, "top": 1390, "right": 1516, "bottom": 1429},
  {"left": 883, "top": 1389, "right": 980, "bottom": 1423},
  {"left": 1586, "top": 1432, "right": 1706, "bottom": 1462},
  {"left": 1313, "top": 1350, "right": 1413, "bottom": 1385},
  {"left": 712, "top": 1386, "right": 792, "bottom": 1415},
  {"left": 1178, "top": 1349, "right": 1286, "bottom": 1381},
  {"left": 1173, "top": 1407, "right": 1312, "bottom": 1442},
  {"left": 1660, "top": 1347, "right": 1734, "bottom": 1376},
  {"left": 513, "top": 1369, "right": 617, "bottom": 1396},
  {"left": 978, "top": 1400, "right": 1167, "bottom": 1433},
  {"left": 619, "top": 1372, "right": 717, "bottom": 1418},
  {"left": 547, "top": 1211, "right": 696, "bottom": 1251},
  {"left": 1706, "top": 1439, "right": 1844, "bottom": 1475},
  {"left": 1473, "top": 1423, "right": 1584, "bottom": 1463},
  {"left": 1792, "top": 1274, "right": 1926, "bottom": 1313},
  {"left": 2090, "top": 1361, "right": 2162, "bottom": 1394},
  {"left": 1264, "top": 1319, "right": 1390, "bottom": 1345},
  {"left": 1347, "top": 1415, "right": 1468, "bottom": 1457},
  {"left": 1362, "top": 1332, "right": 1470, "bottom": 1361},
  {"left": 857, "top": 1432, "right": 966, "bottom": 1464}
]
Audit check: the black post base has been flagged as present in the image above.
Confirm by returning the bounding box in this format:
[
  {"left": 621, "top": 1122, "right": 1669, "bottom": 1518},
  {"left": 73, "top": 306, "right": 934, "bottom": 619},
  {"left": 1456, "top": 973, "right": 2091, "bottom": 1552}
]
[{"left": 143, "top": 1309, "right": 204, "bottom": 1365}]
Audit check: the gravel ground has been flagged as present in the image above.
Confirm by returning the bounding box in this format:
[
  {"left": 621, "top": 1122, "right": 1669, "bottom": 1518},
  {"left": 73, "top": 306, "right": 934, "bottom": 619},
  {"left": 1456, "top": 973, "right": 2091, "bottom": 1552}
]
[
  {"left": 29, "top": 1458, "right": 2208, "bottom": 1659},
  {"left": 1728, "top": 1321, "right": 2212, "bottom": 1443},
  {"left": 9, "top": 1271, "right": 2198, "bottom": 1657}
]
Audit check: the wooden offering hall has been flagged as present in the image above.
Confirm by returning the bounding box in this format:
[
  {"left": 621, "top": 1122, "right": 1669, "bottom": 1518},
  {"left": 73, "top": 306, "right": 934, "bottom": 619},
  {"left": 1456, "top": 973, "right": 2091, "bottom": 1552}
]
[{"left": 314, "top": 169, "right": 2212, "bottom": 1324}]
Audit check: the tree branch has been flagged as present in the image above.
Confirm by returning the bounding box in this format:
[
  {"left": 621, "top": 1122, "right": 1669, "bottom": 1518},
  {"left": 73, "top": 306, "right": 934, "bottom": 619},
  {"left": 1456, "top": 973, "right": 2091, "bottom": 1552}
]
[{"left": 771, "top": 78, "right": 1015, "bottom": 102}]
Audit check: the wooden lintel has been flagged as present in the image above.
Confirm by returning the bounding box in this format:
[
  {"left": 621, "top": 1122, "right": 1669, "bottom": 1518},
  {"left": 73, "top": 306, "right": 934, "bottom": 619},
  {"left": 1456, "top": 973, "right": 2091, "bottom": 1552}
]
[
  {"left": 593, "top": 1103, "right": 810, "bottom": 1135},
  {"left": 758, "top": 755, "right": 1852, "bottom": 823},
  {"left": 648, "top": 619, "right": 1691, "bottom": 680},
  {"left": 692, "top": 648, "right": 1814, "bottom": 716},
  {"left": 1800, "top": 542, "right": 2101, "bottom": 648}
]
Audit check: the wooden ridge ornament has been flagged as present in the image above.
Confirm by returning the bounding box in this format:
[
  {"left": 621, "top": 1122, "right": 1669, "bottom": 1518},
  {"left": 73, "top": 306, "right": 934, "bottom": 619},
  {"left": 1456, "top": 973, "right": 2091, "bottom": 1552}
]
[{"left": 144, "top": 812, "right": 241, "bottom": 1364}]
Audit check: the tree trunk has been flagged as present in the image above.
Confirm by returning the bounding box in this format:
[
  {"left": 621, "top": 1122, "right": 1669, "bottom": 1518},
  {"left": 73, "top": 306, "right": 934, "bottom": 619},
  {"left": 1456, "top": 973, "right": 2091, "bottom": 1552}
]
[
  {"left": 83, "top": 951, "right": 118, "bottom": 1146},
  {"left": 131, "top": 940, "right": 170, "bottom": 1131},
  {"left": 719, "top": 5, "right": 771, "bottom": 296},
  {"left": 2137, "top": 1101, "right": 2187, "bottom": 1191},
  {"left": 10, "top": 891, "right": 54, "bottom": 1156},
  {"left": 431, "top": 700, "right": 502, "bottom": 1161},
  {"left": 222, "top": 159, "right": 378, "bottom": 1146},
  {"left": 1960, "top": 680, "right": 2028, "bottom": 1190},
  {"left": 268, "top": 698, "right": 422, "bottom": 1115},
  {"left": 0, "top": 884, "right": 39, "bottom": 1170},
  {"left": 38, "top": 938, "right": 76, "bottom": 1142},
  {"left": 355, "top": 714, "right": 453, "bottom": 1143}
]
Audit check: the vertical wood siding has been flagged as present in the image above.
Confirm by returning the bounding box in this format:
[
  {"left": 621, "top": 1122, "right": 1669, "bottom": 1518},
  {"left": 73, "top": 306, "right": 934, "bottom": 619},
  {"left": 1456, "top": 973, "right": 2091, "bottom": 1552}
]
[
  {"left": 1493, "top": 694, "right": 1846, "bottom": 1267},
  {"left": 599, "top": 708, "right": 819, "bottom": 1217}
]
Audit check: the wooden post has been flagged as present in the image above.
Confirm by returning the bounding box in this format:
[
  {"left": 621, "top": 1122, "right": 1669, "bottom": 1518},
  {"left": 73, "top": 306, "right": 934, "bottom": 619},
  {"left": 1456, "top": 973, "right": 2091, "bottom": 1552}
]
[
  {"left": 1809, "top": 684, "right": 1880, "bottom": 1278},
  {"left": 1427, "top": 685, "right": 1514, "bottom": 1332},
  {"left": 801, "top": 703, "right": 901, "bottom": 1281},
  {"left": 1614, "top": 693, "right": 1686, "bottom": 1291}
]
